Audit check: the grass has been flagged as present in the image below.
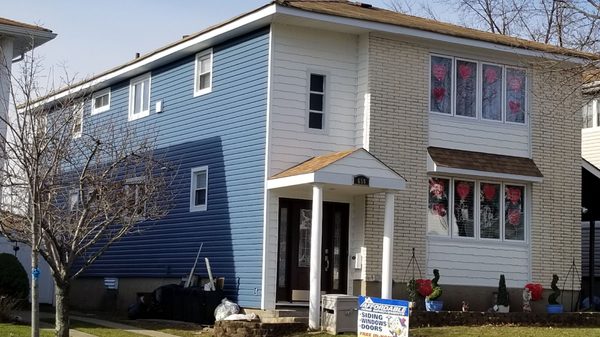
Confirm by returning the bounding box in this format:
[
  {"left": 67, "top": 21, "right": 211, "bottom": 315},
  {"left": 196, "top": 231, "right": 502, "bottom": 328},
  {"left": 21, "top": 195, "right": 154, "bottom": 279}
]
[{"left": 0, "top": 323, "right": 54, "bottom": 337}]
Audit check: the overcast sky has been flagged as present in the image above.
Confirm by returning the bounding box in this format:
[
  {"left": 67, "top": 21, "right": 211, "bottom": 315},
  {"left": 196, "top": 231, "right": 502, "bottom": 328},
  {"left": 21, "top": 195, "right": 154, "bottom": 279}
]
[{"left": 2, "top": 0, "right": 396, "bottom": 87}]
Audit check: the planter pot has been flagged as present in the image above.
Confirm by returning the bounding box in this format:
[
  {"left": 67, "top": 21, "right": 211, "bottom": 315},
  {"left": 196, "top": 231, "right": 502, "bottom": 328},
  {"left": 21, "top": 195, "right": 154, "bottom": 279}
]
[
  {"left": 495, "top": 305, "right": 510, "bottom": 313},
  {"left": 546, "top": 304, "right": 563, "bottom": 314},
  {"left": 425, "top": 299, "right": 443, "bottom": 312}
]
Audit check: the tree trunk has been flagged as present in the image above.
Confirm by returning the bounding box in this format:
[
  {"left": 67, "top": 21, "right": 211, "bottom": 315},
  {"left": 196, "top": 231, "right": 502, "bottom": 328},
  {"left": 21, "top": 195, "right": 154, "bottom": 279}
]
[{"left": 54, "top": 282, "right": 70, "bottom": 337}]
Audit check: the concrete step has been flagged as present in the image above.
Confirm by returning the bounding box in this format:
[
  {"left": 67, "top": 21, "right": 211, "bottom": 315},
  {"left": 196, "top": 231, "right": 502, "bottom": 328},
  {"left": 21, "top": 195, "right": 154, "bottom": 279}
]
[
  {"left": 260, "top": 316, "right": 309, "bottom": 324},
  {"left": 242, "top": 308, "right": 308, "bottom": 318}
]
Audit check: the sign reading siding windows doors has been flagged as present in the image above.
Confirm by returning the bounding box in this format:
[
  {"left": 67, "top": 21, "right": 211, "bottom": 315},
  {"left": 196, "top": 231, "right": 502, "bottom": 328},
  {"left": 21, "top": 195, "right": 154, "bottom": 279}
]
[
  {"left": 190, "top": 166, "right": 208, "bottom": 212},
  {"left": 308, "top": 73, "right": 325, "bottom": 130}
]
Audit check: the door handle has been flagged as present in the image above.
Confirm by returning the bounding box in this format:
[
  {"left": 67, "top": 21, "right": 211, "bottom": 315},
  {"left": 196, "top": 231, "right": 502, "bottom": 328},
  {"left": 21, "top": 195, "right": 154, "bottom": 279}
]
[{"left": 324, "top": 254, "right": 330, "bottom": 272}]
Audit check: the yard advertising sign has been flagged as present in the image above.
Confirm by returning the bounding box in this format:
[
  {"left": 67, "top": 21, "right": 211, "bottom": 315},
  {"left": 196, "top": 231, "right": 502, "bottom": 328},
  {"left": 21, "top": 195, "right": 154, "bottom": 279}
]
[{"left": 358, "top": 296, "right": 409, "bottom": 337}]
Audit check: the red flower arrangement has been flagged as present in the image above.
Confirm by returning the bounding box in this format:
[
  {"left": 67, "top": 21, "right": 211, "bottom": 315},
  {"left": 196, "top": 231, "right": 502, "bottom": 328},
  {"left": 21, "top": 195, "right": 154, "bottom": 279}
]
[
  {"left": 508, "top": 76, "right": 522, "bottom": 91},
  {"left": 508, "top": 100, "right": 521, "bottom": 114},
  {"left": 416, "top": 279, "right": 433, "bottom": 297},
  {"left": 458, "top": 64, "right": 473, "bottom": 80},
  {"left": 456, "top": 181, "right": 471, "bottom": 201},
  {"left": 432, "top": 63, "right": 448, "bottom": 81},
  {"left": 433, "top": 87, "right": 446, "bottom": 102},
  {"left": 482, "top": 183, "right": 497, "bottom": 201},
  {"left": 429, "top": 178, "right": 445, "bottom": 198},
  {"left": 525, "top": 283, "right": 543, "bottom": 301},
  {"left": 506, "top": 187, "right": 522, "bottom": 205},
  {"left": 507, "top": 208, "right": 521, "bottom": 226},
  {"left": 485, "top": 67, "right": 498, "bottom": 84}
]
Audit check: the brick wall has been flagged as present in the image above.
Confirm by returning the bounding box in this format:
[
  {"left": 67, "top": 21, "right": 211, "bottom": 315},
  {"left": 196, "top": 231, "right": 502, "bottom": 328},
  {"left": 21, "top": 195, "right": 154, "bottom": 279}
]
[
  {"left": 364, "top": 34, "right": 429, "bottom": 282},
  {"left": 529, "top": 63, "right": 582, "bottom": 290}
]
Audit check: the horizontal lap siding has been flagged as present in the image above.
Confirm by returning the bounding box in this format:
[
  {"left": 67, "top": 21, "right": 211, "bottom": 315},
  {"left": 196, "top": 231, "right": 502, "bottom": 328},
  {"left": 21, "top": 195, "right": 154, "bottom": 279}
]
[
  {"left": 427, "top": 238, "right": 529, "bottom": 288},
  {"left": 80, "top": 28, "right": 269, "bottom": 308},
  {"left": 582, "top": 128, "right": 600, "bottom": 168},
  {"left": 582, "top": 222, "right": 600, "bottom": 277},
  {"left": 429, "top": 114, "right": 530, "bottom": 157},
  {"left": 269, "top": 24, "right": 358, "bottom": 176}
]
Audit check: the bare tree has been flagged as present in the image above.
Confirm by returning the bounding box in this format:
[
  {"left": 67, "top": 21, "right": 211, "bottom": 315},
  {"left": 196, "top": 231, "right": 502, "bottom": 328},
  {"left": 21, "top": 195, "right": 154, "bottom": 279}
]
[{"left": 0, "top": 51, "right": 174, "bottom": 337}]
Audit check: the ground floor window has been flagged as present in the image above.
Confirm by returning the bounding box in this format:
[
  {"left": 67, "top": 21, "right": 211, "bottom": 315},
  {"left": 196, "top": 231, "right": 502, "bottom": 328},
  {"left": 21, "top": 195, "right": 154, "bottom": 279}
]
[{"left": 428, "top": 176, "right": 527, "bottom": 242}]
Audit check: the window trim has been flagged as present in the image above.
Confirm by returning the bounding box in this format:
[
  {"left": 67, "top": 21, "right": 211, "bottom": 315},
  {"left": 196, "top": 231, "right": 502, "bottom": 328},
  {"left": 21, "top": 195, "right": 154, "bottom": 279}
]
[
  {"left": 194, "top": 49, "right": 213, "bottom": 97},
  {"left": 72, "top": 104, "right": 83, "bottom": 139},
  {"left": 582, "top": 98, "right": 599, "bottom": 129},
  {"left": 427, "top": 176, "right": 528, "bottom": 243},
  {"left": 91, "top": 88, "right": 111, "bottom": 115},
  {"left": 306, "top": 71, "right": 328, "bottom": 133},
  {"left": 128, "top": 73, "right": 151, "bottom": 121},
  {"left": 429, "top": 54, "right": 528, "bottom": 126},
  {"left": 190, "top": 166, "right": 208, "bottom": 212}
]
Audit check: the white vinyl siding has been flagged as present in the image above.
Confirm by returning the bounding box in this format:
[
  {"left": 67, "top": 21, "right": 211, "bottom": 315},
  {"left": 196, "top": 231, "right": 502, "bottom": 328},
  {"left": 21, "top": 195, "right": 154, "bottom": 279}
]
[
  {"left": 128, "top": 73, "right": 151, "bottom": 121},
  {"left": 269, "top": 24, "right": 358, "bottom": 176},
  {"left": 194, "top": 49, "right": 213, "bottom": 96},
  {"left": 91, "top": 88, "right": 111, "bottom": 115}
]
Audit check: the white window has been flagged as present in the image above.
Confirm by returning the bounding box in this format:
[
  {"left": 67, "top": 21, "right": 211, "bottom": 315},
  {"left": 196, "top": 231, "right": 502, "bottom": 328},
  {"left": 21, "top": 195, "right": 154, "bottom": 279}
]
[
  {"left": 308, "top": 73, "right": 325, "bottom": 130},
  {"left": 427, "top": 176, "right": 527, "bottom": 242},
  {"left": 72, "top": 104, "right": 83, "bottom": 138},
  {"left": 583, "top": 99, "right": 598, "bottom": 129},
  {"left": 429, "top": 55, "right": 527, "bottom": 125},
  {"left": 194, "top": 49, "right": 213, "bottom": 96},
  {"left": 190, "top": 166, "right": 208, "bottom": 212},
  {"left": 69, "top": 190, "right": 79, "bottom": 212},
  {"left": 125, "top": 177, "right": 146, "bottom": 219},
  {"left": 91, "top": 88, "right": 111, "bottom": 115},
  {"left": 129, "top": 73, "right": 151, "bottom": 121}
]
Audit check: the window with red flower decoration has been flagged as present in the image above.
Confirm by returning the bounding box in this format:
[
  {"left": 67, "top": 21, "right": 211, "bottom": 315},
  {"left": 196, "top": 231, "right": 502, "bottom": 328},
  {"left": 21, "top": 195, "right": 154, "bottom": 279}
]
[
  {"left": 454, "top": 180, "right": 474, "bottom": 237},
  {"left": 505, "top": 185, "right": 525, "bottom": 240},
  {"left": 482, "top": 64, "right": 503, "bottom": 121},
  {"left": 480, "top": 182, "right": 500, "bottom": 239},
  {"left": 455, "top": 60, "right": 477, "bottom": 118},
  {"left": 428, "top": 177, "right": 449, "bottom": 236},
  {"left": 430, "top": 56, "right": 452, "bottom": 114},
  {"left": 506, "top": 68, "right": 526, "bottom": 124}
]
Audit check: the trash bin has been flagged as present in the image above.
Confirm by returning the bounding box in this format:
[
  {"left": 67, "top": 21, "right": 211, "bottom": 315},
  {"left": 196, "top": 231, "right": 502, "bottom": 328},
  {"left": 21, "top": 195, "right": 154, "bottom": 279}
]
[{"left": 321, "top": 294, "right": 358, "bottom": 334}]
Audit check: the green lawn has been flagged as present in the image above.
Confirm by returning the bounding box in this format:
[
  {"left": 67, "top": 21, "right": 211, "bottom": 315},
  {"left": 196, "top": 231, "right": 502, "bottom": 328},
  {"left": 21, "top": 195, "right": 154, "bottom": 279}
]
[{"left": 0, "top": 323, "right": 53, "bottom": 337}]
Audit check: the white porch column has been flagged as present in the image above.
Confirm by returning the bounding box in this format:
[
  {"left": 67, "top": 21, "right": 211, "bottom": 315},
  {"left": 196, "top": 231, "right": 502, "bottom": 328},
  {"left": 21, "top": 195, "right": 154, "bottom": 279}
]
[
  {"left": 381, "top": 191, "right": 395, "bottom": 299},
  {"left": 308, "top": 184, "right": 323, "bottom": 330}
]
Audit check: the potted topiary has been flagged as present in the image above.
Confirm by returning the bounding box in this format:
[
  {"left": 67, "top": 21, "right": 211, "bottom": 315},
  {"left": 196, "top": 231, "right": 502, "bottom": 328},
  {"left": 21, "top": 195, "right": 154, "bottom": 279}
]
[
  {"left": 546, "top": 274, "right": 563, "bottom": 313},
  {"left": 495, "top": 274, "right": 510, "bottom": 312},
  {"left": 425, "top": 269, "right": 443, "bottom": 311}
]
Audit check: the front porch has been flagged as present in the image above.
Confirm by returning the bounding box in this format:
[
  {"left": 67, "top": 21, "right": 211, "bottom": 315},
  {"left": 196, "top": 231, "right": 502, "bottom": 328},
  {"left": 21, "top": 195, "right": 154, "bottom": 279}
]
[{"left": 263, "top": 148, "right": 406, "bottom": 329}]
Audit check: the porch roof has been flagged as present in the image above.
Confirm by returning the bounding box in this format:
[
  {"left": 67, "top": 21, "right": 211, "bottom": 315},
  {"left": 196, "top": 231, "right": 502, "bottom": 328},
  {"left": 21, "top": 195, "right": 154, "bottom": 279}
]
[
  {"left": 267, "top": 148, "right": 406, "bottom": 192},
  {"left": 428, "top": 146, "right": 543, "bottom": 182}
]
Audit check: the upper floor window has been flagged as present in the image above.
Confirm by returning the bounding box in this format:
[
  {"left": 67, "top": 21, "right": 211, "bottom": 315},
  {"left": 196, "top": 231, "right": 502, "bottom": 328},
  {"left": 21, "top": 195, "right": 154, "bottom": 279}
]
[
  {"left": 194, "top": 49, "right": 213, "bottom": 96},
  {"left": 129, "top": 73, "right": 151, "bottom": 121},
  {"left": 72, "top": 105, "right": 83, "bottom": 139},
  {"left": 308, "top": 73, "right": 325, "bottom": 130},
  {"left": 190, "top": 166, "right": 208, "bottom": 212},
  {"left": 430, "top": 55, "right": 527, "bottom": 124},
  {"left": 583, "top": 99, "right": 598, "bottom": 129},
  {"left": 428, "top": 176, "right": 526, "bottom": 242},
  {"left": 91, "top": 88, "right": 111, "bottom": 115}
]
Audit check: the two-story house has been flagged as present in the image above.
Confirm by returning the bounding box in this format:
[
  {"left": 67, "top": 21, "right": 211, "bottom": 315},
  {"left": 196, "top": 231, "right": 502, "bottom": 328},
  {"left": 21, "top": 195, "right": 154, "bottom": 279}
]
[
  {"left": 32, "top": 0, "right": 590, "bottom": 324},
  {"left": 0, "top": 16, "right": 56, "bottom": 305}
]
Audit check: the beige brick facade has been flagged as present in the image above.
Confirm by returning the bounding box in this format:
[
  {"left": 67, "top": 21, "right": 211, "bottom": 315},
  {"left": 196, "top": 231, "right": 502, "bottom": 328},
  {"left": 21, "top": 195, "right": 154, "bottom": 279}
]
[
  {"left": 364, "top": 34, "right": 429, "bottom": 281},
  {"left": 529, "top": 63, "right": 582, "bottom": 289},
  {"left": 363, "top": 34, "right": 582, "bottom": 292}
]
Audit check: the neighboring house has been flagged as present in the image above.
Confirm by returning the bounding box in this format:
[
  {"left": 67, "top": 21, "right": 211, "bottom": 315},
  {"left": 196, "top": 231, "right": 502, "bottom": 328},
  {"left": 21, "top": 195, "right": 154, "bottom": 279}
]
[
  {"left": 32, "top": 0, "right": 589, "bottom": 321},
  {"left": 0, "top": 16, "right": 56, "bottom": 304}
]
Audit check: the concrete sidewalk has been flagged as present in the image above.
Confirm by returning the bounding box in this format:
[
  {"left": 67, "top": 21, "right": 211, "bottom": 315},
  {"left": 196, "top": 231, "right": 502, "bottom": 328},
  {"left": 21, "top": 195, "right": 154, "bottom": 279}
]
[{"left": 15, "top": 311, "right": 97, "bottom": 337}]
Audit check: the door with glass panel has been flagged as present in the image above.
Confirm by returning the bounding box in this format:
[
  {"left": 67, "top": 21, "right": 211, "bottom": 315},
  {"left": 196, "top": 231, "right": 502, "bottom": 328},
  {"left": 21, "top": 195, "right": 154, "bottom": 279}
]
[{"left": 276, "top": 198, "right": 349, "bottom": 303}]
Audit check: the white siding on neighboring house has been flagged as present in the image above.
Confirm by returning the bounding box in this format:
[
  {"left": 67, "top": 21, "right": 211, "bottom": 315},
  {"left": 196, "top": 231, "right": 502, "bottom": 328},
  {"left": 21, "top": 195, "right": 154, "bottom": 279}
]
[
  {"left": 269, "top": 24, "right": 359, "bottom": 176},
  {"left": 429, "top": 114, "right": 530, "bottom": 157},
  {"left": 427, "top": 237, "right": 530, "bottom": 288},
  {"left": 582, "top": 128, "right": 600, "bottom": 168}
]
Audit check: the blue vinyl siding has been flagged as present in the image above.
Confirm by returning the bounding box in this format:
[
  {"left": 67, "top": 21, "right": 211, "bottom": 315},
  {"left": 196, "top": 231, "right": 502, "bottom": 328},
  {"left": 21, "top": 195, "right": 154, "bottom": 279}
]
[{"left": 80, "top": 28, "right": 269, "bottom": 308}]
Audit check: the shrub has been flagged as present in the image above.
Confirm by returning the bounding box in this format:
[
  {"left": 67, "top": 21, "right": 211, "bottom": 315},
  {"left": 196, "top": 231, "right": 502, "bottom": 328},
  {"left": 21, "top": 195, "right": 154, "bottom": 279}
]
[
  {"left": 0, "top": 253, "right": 29, "bottom": 299},
  {"left": 426, "top": 269, "right": 442, "bottom": 301},
  {"left": 497, "top": 274, "right": 509, "bottom": 306}
]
